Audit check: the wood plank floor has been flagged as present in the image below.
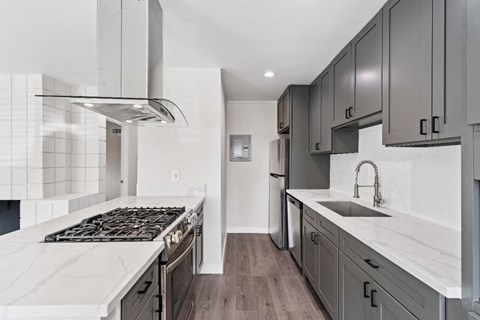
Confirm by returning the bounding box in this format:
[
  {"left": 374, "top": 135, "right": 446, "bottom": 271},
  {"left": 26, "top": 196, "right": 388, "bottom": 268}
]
[{"left": 194, "top": 234, "right": 330, "bottom": 320}]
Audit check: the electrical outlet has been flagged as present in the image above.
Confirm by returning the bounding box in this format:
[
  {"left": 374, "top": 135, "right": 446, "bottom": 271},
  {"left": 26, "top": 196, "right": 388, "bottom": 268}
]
[{"left": 172, "top": 171, "right": 179, "bottom": 182}]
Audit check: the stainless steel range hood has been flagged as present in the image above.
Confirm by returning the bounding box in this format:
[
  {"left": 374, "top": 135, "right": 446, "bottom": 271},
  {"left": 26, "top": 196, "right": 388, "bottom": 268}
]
[{"left": 37, "top": 0, "right": 187, "bottom": 126}]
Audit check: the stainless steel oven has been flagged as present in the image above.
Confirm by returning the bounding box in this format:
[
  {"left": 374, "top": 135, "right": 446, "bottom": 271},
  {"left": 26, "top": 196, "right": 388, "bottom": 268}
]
[{"left": 161, "top": 229, "right": 196, "bottom": 320}]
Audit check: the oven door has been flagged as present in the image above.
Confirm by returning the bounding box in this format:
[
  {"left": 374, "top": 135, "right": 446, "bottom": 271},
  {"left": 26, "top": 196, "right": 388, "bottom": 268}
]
[{"left": 162, "top": 231, "right": 195, "bottom": 320}]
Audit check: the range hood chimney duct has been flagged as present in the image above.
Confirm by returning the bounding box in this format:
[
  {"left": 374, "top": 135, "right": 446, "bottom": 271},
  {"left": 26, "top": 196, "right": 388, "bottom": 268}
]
[{"left": 36, "top": 0, "right": 187, "bottom": 126}]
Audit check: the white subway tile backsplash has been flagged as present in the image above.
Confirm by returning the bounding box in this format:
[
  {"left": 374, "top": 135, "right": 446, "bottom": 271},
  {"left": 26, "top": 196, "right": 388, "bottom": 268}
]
[
  {"left": 43, "top": 183, "right": 54, "bottom": 198},
  {"left": 43, "top": 168, "right": 55, "bottom": 184},
  {"left": 20, "top": 218, "right": 36, "bottom": 229},
  {"left": 20, "top": 200, "right": 36, "bottom": 219},
  {"left": 52, "top": 201, "right": 69, "bottom": 218},
  {"left": 11, "top": 75, "right": 27, "bottom": 89},
  {"left": 28, "top": 168, "right": 43, "bottom": 184}
]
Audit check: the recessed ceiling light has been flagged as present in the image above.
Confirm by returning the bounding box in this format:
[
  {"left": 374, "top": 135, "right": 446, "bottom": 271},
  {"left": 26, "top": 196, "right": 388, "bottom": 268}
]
[
  {"left": 161, "top": 120, "right": 167, "bottom": 124},
  {"left": 83, "top": 103, "right": 94, "bottom": 107},
  {"left": 126, "top": 120, "right": 133, "bottom": 123},
  {"left": 264, "top": 71, "right": 275, "bottom": 78},
  {"left": 133, "top": 104, "right": 143, "bottom": 109}
]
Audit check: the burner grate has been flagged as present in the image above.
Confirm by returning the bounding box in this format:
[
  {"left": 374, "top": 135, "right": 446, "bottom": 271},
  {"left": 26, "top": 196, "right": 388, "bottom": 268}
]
[{"left": 44, "top": 207, "right": 185, "bottom": 242}]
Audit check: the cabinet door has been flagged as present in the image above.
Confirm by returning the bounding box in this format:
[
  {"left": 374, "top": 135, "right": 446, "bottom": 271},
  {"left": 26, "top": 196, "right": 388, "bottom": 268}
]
[
  {"left": 434, "top": 0, "right": 463, "bottom": 139},
  {"left": 277, "top": 97, "right": 285, "bottom": 132},
  {"left": 303, "top": 219, "right": 317, "bottom": 287},
  {"left": 319, "top": 67, "right": 333, "bottom": 152},
  {"left": 382, "top": 0, "right": 433, "bottom": 145},
  {"left": 310, "top": 77, "right": 321, "bottom": 153},
  {"left": 338, "top": 252, "right": 372, "bottom": 320},
  {"left": 332, "top": 44, "right": 354, "bottom": 128},
  {"left": 317, "top": 233, "right": 338, "bottom": 320},
  {"left": 352, "top": 11, "right": 382, "bottom": 120},
  {"left": 372, "top": 284, "right": 418, "bottom": 320},
  {"left": 468, "top": 0, "right": 480, "bottom": 125},
  {"left": 283, "top": 90, "right": 290, "bottom": 131}
]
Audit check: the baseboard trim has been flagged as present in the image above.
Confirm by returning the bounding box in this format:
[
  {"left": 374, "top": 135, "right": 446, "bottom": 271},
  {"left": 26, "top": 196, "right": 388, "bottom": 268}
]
[
  {"left": 200, "top": 264, "right": 223, "bottom": 274},
  {"left": 227, "top": 227, "right": 269, "bottom": 234}
]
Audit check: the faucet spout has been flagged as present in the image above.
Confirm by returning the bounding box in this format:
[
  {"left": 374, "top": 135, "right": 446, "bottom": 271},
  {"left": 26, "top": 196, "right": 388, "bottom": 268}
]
[{"left": 353, "top": 160, "right": 384, "bottom": 207}]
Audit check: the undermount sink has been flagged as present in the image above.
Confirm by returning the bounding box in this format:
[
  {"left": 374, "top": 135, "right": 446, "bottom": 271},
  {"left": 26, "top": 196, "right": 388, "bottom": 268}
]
[{"left": 317, "top": 201, "right": 390, "bottom": 218}]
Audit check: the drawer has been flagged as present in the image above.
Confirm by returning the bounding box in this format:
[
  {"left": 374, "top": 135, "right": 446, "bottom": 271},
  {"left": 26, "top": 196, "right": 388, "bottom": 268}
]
[
  {"left": 122, "top": 259, "right": 159, "bottom": 320},
  {"left": 317, "top": 214, "right": 339, "bottom": 246},
  {"left": 339, "top": 230, "right": 444, "bottom": 320},
  {"left": 303, "top": 206, "right": 339, "bottom": 246},
  {"left": 136, "top": 286, "right": 160, "bottom": 320},
  {"left": 303, "top": 206, "right": 317, "bottom": 226}
]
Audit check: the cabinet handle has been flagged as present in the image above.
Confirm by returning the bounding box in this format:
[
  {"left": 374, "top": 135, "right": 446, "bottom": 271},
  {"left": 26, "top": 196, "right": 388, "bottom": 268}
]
[
  {"left": 313, "top": 233, "right": 319, "bottom": 245},
  {"left": 279, "top": 122, "right": 284, "bottom": 128},
  {"left": 432, "top": 116, "right": 440, "bottom": 134},
  {"left": 315, "top": 142, "right": 320, "bottom": 150},
  {"left": 363, "top": 281, "right": 370, "bottom": 298},
  {"left": 196, "top": 225, "right": 202, "bottom": 236},
  {"left": 370, "top": 289, "right": 378, "bottom": 308},
  {"left": 348, "top": 107, "right": 354, "bottom": 118},
  {"left": 420, "top": 119, "right": 428, "bottom": 135},
  {"left": 138, "top": 280, "right": 153, "bottom": 295},
  {"left": 365, "top": 259, "right": 379, "bottom": 269},
  {"left": 345, "top": 109, "right": 350, "bottom": 119},
  {"left": 311, "top": 232, "right": 316, "bottom": 242}
]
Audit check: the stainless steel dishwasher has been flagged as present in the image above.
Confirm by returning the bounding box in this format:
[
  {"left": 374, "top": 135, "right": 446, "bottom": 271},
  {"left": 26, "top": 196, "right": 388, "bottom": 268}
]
[{"left": 287, "top": 195, "right": 302, "bottom": 268}]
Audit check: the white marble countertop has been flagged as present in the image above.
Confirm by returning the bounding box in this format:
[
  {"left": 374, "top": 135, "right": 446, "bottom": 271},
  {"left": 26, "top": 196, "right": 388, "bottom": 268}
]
[
  {"left": 287, "top": 189, "right": 461, "bottom": 299},
  {"left": 0, "top": 196, "right": 205, "bottom": 320}
]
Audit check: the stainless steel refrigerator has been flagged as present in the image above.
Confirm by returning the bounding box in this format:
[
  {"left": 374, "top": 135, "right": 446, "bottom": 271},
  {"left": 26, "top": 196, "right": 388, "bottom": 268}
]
[{"left": 269, "top": 138, "right": 289, "bottom": 249}]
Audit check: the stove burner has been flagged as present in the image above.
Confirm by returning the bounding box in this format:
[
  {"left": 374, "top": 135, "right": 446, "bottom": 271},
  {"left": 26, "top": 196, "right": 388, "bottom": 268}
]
[{"left": 44, "top": 207, "right": 186, "bottom": 242}]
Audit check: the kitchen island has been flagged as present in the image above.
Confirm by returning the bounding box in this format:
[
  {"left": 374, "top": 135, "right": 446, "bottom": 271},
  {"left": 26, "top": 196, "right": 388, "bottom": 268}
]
[{"left": 0, "top": 196, "right": 205, "bottom": 320}]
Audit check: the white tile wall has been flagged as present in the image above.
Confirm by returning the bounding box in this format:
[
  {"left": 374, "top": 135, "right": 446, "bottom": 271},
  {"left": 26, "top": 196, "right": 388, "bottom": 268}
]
[
  {"left": 330, "top": 124, "right": 461, "bottom": 230},
  {"left": 0, "top": 74, "right": 107, "bottom": 227}
]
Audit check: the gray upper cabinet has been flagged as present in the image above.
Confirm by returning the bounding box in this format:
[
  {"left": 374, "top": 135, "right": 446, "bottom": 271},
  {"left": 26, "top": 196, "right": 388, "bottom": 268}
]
[
  {"left": 468, "top": 0, "right": 480, "bottom": 125},
  {"left": 383, "top": 0, "right": 462, "bottom": 146},
  {"left": 332, "top": 44, "right": 354, "bottom": 128},
  {"left": 310, "top": 77, "right": 322, "bottom": 152},
  {"left": 278, "top": 89, "right": 290, "bottom": 133},
  {"left": 339, "top": 252, "right": 373, "bottom": 320},
  {"left": 310, "top": 66, "right": 333, "bottom": 153},
  {"left": 352, "top": 11, "right": 383, "bottom": 121},
  {"left": 372, "top": 284, "right": 418, "bottom": 320},
  {"left": 318, "top": 233, "right": 338, "bottom": 320},
  {"left": 382, "top": 0, "right": 434, "bottom": 145}
]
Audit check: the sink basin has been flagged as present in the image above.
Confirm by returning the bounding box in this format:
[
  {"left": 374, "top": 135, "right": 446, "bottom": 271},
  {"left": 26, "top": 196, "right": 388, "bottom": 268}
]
[{"left": 317, "top": 201, "right": 390, "bottom": 217}]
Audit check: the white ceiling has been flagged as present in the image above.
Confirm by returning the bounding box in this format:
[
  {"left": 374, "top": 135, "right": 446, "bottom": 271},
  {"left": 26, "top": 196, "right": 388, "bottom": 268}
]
[{"left": 0, "top": 0, "right": 387, "bottom": 101}]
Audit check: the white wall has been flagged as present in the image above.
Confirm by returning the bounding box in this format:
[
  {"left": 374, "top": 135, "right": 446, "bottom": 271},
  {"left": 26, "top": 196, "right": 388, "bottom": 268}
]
[
  {"left": 226, "top": 101, "right": 278, "bottom": 233},
  {"left": 137, "top": 68, "right": 226, "bottom": 273},
  {"left": 330, "top": 124, "right": 461, "bottom": 230}
]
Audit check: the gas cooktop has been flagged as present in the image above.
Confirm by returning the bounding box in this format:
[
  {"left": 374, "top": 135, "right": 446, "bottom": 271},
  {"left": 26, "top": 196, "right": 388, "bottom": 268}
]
[{"left": 44, "top": 207, "right": 186, "bottom": 242}]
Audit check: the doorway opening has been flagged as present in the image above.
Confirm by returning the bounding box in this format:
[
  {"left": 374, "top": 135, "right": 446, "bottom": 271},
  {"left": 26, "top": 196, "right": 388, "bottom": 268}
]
[{"left": 106, "top": 121, "right": 122, "bottom": 201}]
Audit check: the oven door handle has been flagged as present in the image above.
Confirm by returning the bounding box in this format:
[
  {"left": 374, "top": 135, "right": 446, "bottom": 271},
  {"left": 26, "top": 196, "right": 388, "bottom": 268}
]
[{"left": 166, "top": 236, "right": 195, "bottom": 274}]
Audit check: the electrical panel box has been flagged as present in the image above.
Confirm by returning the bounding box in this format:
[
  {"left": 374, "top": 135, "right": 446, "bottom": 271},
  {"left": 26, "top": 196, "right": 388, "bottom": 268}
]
[{"left": 230, "top": 135, "right": 251, "bottom": 162}]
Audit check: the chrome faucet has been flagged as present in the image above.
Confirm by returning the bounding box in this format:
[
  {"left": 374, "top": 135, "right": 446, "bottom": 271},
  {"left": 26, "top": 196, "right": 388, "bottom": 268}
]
[{"left": 353, "top": 160, "right": 384, "bottom": 207}]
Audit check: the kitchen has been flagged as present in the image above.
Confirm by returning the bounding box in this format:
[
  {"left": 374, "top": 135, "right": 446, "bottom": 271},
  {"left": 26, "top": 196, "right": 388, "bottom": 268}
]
[{"left": 0, "top": 0, "right": 477, "bottom": 319}]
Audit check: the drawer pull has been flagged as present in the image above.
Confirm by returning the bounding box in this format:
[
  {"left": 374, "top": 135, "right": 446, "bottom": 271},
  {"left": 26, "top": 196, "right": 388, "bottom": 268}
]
[
  {"left": 363, "top": 281, "right": 370, "bottom": 298},
  {"left": 365, "top": 259, "right": 379, "bottom": 269},
  {"left": 311, "top": 232, "right": 316, "bottom": 242},
  {"left": 154, "top": 309, "right": 160, "bottom": 313},
  {"left": 370, "top": 289, "right": 378, "bottom": 307},
  {"left": 138, "top": 280, "right": 153, "bottom": 295},
  {"left": 313, "top": 233, "right": 319, "bottom": 245}
]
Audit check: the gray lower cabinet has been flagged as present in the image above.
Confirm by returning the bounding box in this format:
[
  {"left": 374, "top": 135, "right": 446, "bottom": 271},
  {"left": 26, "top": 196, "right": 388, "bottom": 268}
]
[
  {"left": 122, "top": 259, "right": 160, "bottom": 320},
  {"left": 351, "top": 10, "right": 383, "bottom": 121},
  {"left": 373, "top": 284, "right": 418, "bottom": 320},
  {"left": 318, "top": 233, "right": 338, "bottom": 320},
  {"left": 303, "top": 218, "right": 317, "bottom": 286},
  {"left": 339, "top": 252, "right": 373, "bottom": 320}
]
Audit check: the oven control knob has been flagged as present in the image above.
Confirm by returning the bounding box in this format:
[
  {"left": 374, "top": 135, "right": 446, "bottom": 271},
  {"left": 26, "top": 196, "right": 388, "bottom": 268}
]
[
  {"left": 170, "top": 232, "right": 180, "bottom": 244},
  {"left": 175, "top": 230, "right": 183, "bottom": 240}
]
